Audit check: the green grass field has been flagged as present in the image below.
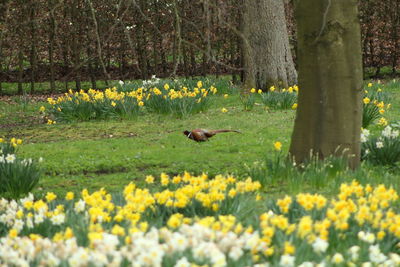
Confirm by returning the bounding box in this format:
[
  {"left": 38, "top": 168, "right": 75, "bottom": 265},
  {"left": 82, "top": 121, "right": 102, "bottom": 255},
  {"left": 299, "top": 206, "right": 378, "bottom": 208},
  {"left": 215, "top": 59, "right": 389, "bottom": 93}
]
[
  {"left": 1, "top": 78, "right": 400, "bottom": 266},
  {"left": 1, "top": 78, "right": 399, "bottom": 198}
]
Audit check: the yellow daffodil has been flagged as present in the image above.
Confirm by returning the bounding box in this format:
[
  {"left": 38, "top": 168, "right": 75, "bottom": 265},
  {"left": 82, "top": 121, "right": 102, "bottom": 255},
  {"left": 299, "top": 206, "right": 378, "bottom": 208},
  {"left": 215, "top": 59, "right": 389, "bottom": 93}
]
[
  {"left": 65, "top": 192, "right": 74, "bottom": 201},
  {"left": 46, "top": 192, "right": 57, "bottom": 202},
  {"left": 8, "top": 229, "right": 18, "bottom": 238},
  {"left": 145, "top": 175, "right": 154, "bottom": 184},
  {"left": 378, "top": 117, "right": 388, "bottom": 126},
  {"left": 274, "top": 141, "right": 282, "bottom": 151}
]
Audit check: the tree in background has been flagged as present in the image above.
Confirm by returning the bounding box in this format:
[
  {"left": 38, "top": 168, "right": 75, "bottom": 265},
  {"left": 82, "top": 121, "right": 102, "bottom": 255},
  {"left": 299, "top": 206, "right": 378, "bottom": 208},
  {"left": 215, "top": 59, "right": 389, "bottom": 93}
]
[
  {"left": 241, "top": 0, "right": 297, "bottom": 90},
  {"left": 0, "top": 0, "right": 397, "bottom": 94},
  {"left": 289, "top": 0, "right": 363, "bottom": 168},
  {"left": 0, "top": 0, "right": 11, "bottom": 94}
]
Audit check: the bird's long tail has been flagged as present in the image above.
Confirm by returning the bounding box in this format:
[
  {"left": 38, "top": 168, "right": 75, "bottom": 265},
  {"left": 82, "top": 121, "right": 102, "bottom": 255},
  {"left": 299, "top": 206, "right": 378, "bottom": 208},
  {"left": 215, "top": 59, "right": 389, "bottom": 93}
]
[{"left": 210, "top": 129, "right": 241, "bottom": 134}]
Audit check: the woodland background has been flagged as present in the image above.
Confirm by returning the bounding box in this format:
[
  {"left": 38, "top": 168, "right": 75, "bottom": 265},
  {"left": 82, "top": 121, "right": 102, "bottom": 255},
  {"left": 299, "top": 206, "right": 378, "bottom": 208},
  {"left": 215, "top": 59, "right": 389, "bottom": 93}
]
[{"left": 0, "top": 0, "right": 398, "bottom": 94}]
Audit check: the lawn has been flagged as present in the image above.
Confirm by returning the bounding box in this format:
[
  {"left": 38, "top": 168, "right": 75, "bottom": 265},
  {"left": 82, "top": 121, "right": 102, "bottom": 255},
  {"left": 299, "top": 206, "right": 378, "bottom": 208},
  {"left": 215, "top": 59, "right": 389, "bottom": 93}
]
[
  {"left": 0, "top": 77, "right": 400, "bottom": 266},
  {"left": 1, "top": 78, "right": 399, "bottom": 197}
]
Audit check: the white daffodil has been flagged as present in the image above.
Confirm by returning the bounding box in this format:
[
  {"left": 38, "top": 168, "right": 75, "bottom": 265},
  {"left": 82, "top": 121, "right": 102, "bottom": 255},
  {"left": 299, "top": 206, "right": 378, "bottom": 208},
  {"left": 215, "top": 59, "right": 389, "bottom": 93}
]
[
  {"left": 174, "top": 257, "right": 190, "bottom": 267},
  {"left": 228, "top": 246, "right": 243, "bottom": 261},
  {"left": 312, "top": 238, "right": 329, "bottom": 253},
  {"left": 298, "top": 261, "right": 314, "bottom": 267},
  {"left": 376, "top": 141, "right": 384, "bottom": 148},
  {"left": 349, "top": 245, "right": 360, "bottom": 261},
  {"left": 5, "top": 154, "right": 16, "bottom": 164},
  {"left": 361, "top": 128, "right": 370, "bottom": 142},
  {"left": 331, "top": 253, "right": 344, "bottom": 264},
  {"left": 382, "top": 126, "right": 392, "bottom": 138},
  {"left": 74, "top": 200, "right": 86, "bottom": 213},
  {"left": 391, "top": 130, "right": 399, "bottom": 138},
  {"left": 50, "top": 213, "right": 65, "bottom": 225},
  {"left": 279, "top": 254, "right": 295, "bottom": 267}
]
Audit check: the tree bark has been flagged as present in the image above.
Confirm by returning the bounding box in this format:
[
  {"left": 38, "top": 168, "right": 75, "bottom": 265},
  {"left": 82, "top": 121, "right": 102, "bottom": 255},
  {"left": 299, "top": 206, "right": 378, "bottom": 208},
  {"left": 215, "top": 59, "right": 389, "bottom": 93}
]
[
  {"left": 0, "top": 1, "right": 11, "bottom": 94},
  {"left": 48, "top": 0, "right": 57, "bottom": 92},
  {"left": 17, "top": 49, "right": 24, "bottom": 95},
  {"left": 87, "top": 0, "right": 109, "bottom": 86},
  {"left": 242, "top": 0, "right": 297, "bottom": 90},
  {"left": 171, "top": 0, "right": 181, "bottom": 77},
  {"left": 17, "top": 2, "right": 27, "bottom": 95},
  {"left": 71, "top": 0, "right": 81, "bottom": 90},
  {"left": 29, "top": 0, "right": 37, "bottom": 94},
  {"left": 289, "top": 0, "right": 363, "bottom": 169},
  {"left": 390, "top": 0, "right": 399, "bottom": 75}
]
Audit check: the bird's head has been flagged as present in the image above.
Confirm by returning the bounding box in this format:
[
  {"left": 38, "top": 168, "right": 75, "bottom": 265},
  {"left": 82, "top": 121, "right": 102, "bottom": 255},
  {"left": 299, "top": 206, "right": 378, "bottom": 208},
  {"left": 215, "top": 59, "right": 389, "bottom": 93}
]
[{"left": 183, "top": 130, "right": 190, "bottom": 136}]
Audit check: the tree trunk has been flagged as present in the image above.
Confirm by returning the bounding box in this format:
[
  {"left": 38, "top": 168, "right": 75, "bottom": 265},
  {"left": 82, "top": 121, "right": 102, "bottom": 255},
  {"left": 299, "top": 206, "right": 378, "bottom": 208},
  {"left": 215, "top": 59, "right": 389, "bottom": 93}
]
[
  {"left": 152, "top": 0, "right": 159, "bottom": 75},
  {"left": 87, "top": 0, "right": 109, "bottom": 86},
  {"left": 289, "top": 0, "right": 363, "bottom": 169},
  {"left": 390, "top": 0, "right": 399, "bottom": 75},
  {"left": 48, "top": 0, "right": 57, "bottom": 92},
  {"left": 171, "top": 0, "right": 181, "bottom": 77},
  {"left": 29, "top": 0, "right": 37, "bottom": 94},
  {"left": 17, "top": 49, "right": 24, "bottom": 95},
  {"left": 190, "top": 47, "right": 196, "bottom": 76},
  {"left": 242, "top": 0, "right": 297, "bottom": 90},
  {"left": 71, "top": 0, "right": 81, "bottom": 90},
  {"left": 0, "top": 1, "right": 10, "bottom": 94},
  {"left": 62, "top": 0, "right": 69, "bottom": 92},
  {"left": 202, "top": 0, "right": 211, "bottom": 77}
]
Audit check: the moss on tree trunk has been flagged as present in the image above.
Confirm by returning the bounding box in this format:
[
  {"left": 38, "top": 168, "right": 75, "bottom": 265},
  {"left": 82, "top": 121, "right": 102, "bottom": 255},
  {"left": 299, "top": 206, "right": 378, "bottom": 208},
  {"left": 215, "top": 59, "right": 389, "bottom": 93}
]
[
  {"left": 242, "top": 0, "right": 297, "bottom": 90},
  {"left": 289, "top": 0, "right": 363, "bottom": 169}
]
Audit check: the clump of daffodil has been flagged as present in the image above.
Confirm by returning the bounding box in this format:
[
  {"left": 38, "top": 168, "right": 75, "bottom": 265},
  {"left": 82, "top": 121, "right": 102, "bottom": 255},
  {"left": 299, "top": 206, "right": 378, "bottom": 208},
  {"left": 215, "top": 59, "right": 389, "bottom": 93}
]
[
  {"left": 362, "top": 85, "right": 392, "bottom": 128},
  {"left": 45, "top": 82, "right": 218, "bottom": 121},
  {"left": 1, "top": 178, "right": 400, "bottom": 266},
  {"left": 259, "top": 85, "right": 298, "bottom": 110}
]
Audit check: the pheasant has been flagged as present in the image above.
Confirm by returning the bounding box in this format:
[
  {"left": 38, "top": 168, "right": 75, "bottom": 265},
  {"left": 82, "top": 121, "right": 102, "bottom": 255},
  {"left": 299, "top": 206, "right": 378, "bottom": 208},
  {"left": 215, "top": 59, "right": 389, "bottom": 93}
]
[{"left": 183, "top": 128, "right": 241, "bottom": 142}]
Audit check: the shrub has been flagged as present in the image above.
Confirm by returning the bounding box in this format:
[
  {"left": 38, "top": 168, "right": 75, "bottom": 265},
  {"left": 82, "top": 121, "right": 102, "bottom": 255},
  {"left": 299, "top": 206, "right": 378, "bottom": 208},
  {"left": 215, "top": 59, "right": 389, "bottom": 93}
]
[
  {"left": 0, "top": 137, "right": 20, "bottom": 155},
  {"left": 239, "top": 88, "right": 258, "bottom": 111},
  {"left": 0, "top": 139, "right": 40, "bottom": 199},
  {"left": 0, "top": 175, "right": 400, "bottom": 266},
  {"left": 260, "top": 85, "right": 298, "bottom": 110},
  {"left": 245, "top": 142, "right": 349, "bottom": 192},
  {"left": 118, "top": 75, "right": 234, "bottom": 95},
  {"left": 362, "top": 125, "right": 400, "bottom": 166},
  {"left": 144, "top": 83, "right": 214, "bottom": 117},
  {"left": 47, "top": 88, "right": 142, "bottom": 122},
  {"left": 0, "top": 156, "right": 41, "bottom": 199},
  {"left": 364, "top": 83, "right": 390, "bottom": 103},
  {"left": 362, "top": 84, "right": 391, "bottom": 128},
  {"left": 362, "top": 100, "right": 382, "bottom": 128},
  {"left": 46, "top": 82, "right": 218, "bottom": 121}
]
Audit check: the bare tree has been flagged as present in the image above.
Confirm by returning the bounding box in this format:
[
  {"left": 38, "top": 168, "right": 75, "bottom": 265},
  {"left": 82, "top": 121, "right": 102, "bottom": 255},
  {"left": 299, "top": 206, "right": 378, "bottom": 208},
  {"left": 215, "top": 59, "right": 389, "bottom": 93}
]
[{"left": 0, "top": 0, "right": 11, "bottom": 94}]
